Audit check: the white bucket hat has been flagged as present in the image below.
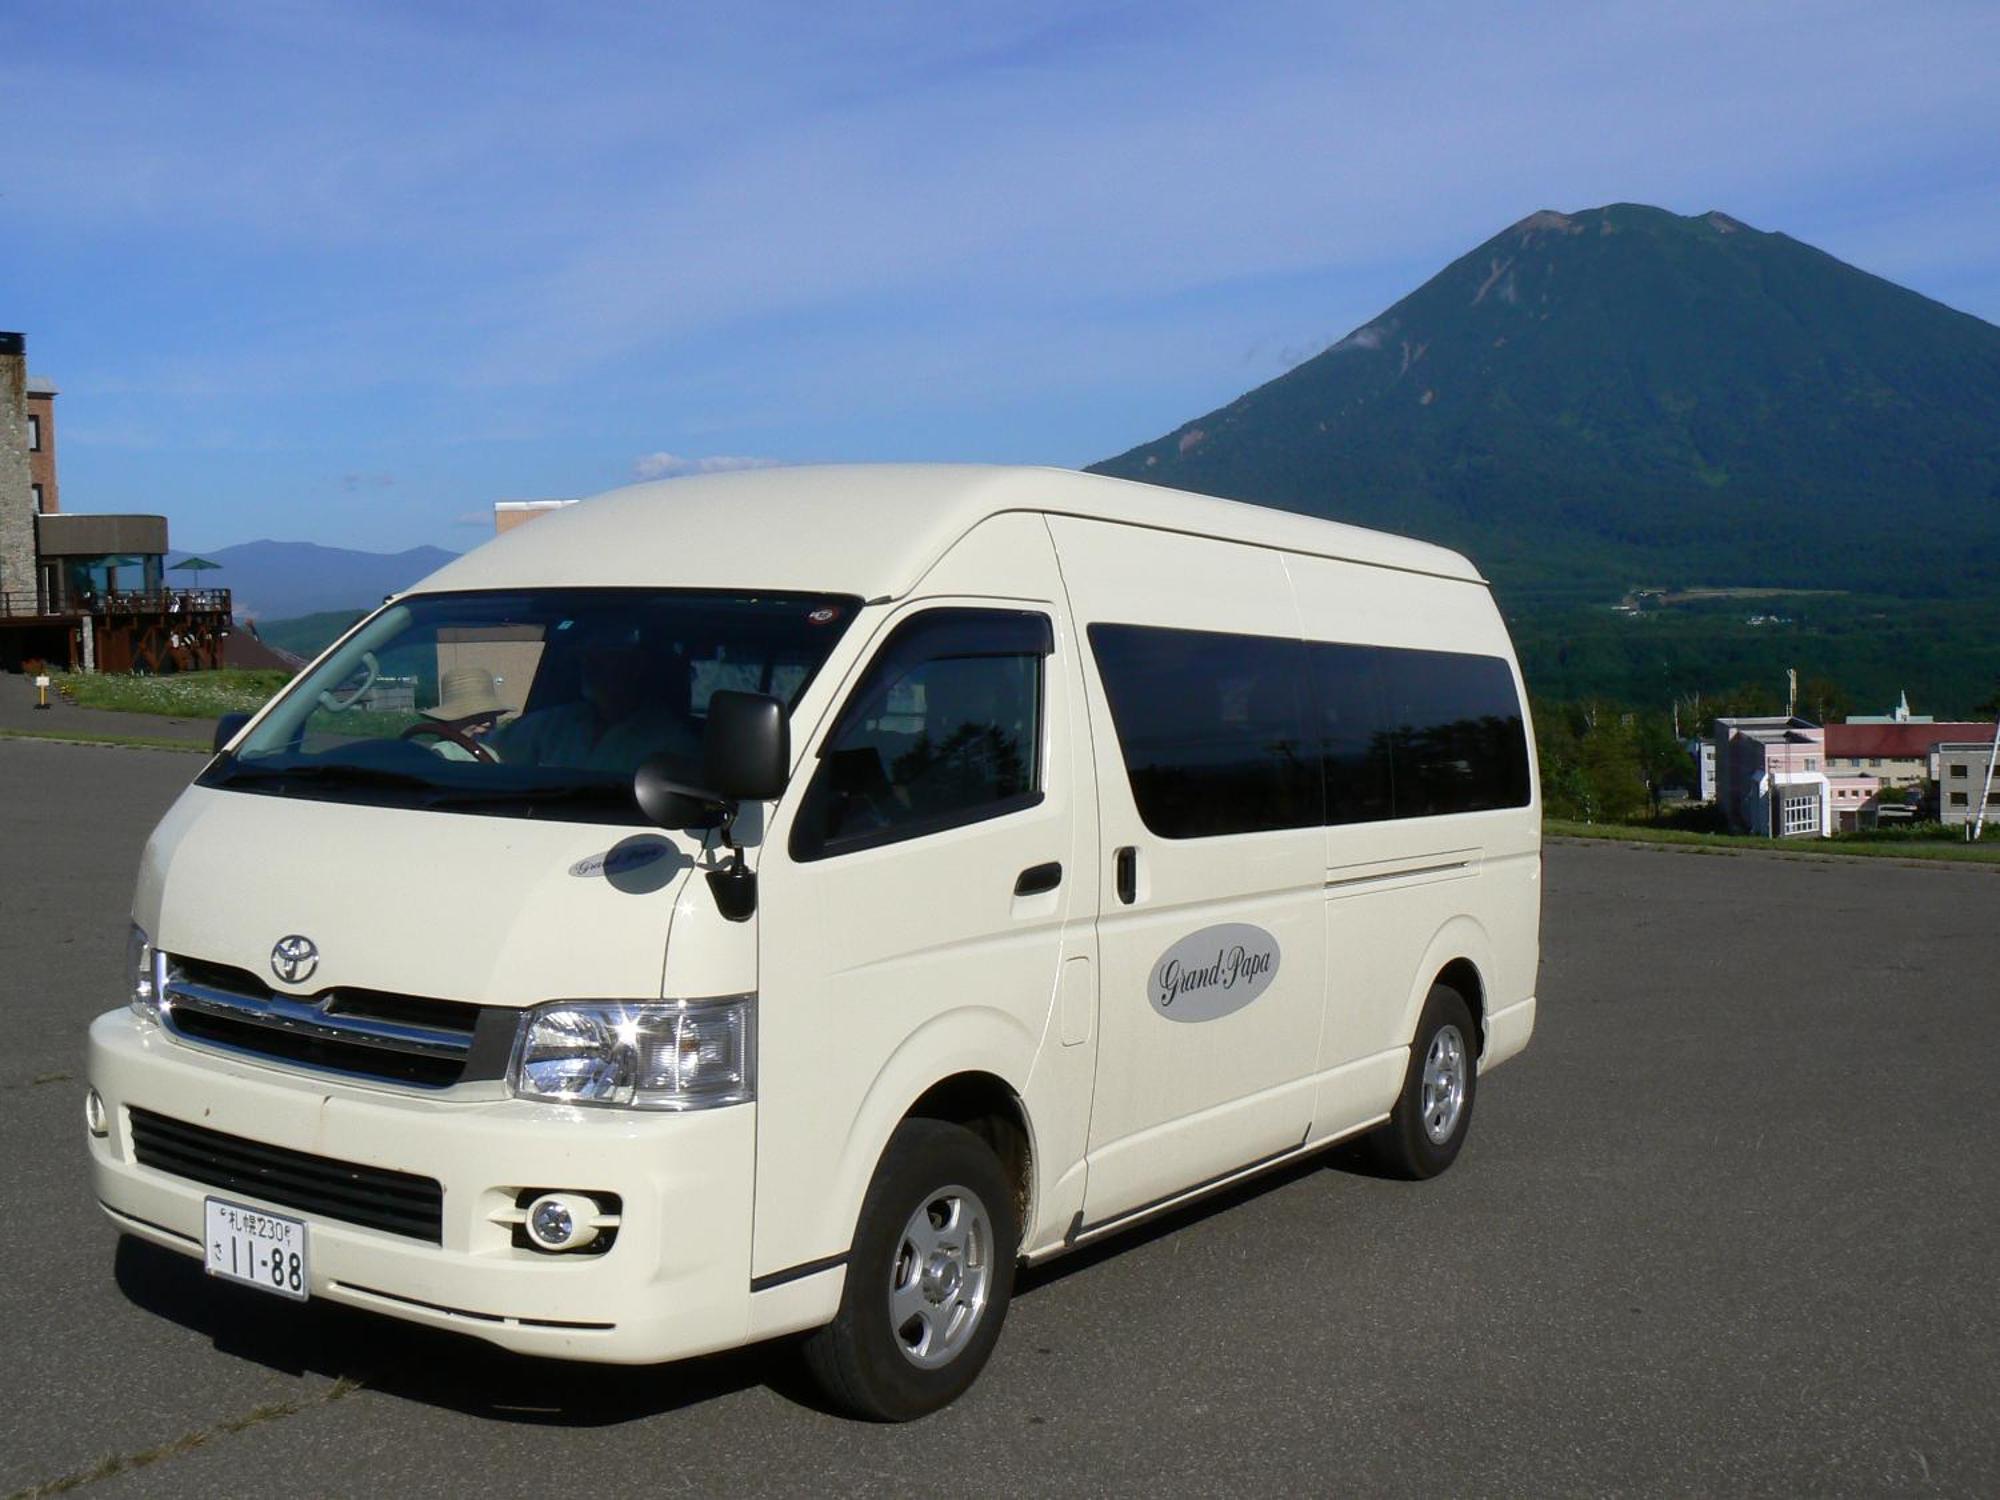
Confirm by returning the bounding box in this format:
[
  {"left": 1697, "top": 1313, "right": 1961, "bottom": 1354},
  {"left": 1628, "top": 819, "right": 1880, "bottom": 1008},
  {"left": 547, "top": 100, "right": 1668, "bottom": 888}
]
[{"left": 425, "top": 666, "right": 505, "bottom": 723}]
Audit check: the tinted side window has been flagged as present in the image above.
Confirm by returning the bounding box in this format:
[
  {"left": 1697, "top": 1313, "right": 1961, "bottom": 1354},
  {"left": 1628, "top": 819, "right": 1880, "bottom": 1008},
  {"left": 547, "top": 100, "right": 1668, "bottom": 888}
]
[
  {"left": 1311, "top": 643, "right": 1396, "bottom": 825},
  {"left": 1379, "top": 648, "right": 1530, "bottom": 817},
  {"left": 1310, "top": 642, "right": 1530, "bottom": 821},
  {"left": 1087, "top": 624, "right": 1319, "bottom": 839},
  {"left": 791, "top": 610, "right": 1050, "bottom": 860}
]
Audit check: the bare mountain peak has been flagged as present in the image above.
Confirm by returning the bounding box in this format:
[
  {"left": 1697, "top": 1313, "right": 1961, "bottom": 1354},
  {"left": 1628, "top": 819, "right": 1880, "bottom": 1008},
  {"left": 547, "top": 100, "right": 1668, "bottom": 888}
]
[{"left": 1509, "top": 208, "right": 1580, "bottom": 239}]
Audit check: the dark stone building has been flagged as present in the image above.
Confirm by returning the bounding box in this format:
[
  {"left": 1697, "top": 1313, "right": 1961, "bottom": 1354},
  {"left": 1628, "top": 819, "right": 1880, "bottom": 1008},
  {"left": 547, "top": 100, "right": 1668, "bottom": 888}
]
[{"left": 2, "top": 331, "right": 232, "bottom": 671}]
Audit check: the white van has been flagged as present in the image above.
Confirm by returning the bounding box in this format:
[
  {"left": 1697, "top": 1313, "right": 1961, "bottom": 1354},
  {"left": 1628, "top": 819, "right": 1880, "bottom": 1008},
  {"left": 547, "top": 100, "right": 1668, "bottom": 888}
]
[{"left": 87, "top": 465, "right": 1539, "bottom": 1419}]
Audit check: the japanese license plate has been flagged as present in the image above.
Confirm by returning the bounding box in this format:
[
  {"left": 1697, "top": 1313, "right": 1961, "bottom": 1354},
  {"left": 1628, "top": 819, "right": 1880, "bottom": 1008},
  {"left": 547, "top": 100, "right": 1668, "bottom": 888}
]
[{"left": 204, "top": 1198, "right": 309, "bottom": 1301}]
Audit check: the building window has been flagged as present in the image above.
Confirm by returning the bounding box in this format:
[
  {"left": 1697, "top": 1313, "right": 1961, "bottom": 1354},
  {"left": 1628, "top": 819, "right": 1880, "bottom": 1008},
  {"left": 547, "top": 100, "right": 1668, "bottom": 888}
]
[
  {"left": 1780, "top": 792, "right": 1820, "bottom": 836},
  {"left": 30, "top": 483, "right": 44, "bottom": 513},
  {"left": 27, "top": 413, "right": 41, "bottom": 452},
  {"left": 1949, "top": 791, "right": 1969, "bottom": 807},
  {"left": 1804, "top": 757, "right": 1819, "bottom": 771},
  {"left": 1950, "top": 764, "right": 1968, "bottom": 778},
  {"left": 1870, "top": 758, "right": 1882, "bottom": 767}
]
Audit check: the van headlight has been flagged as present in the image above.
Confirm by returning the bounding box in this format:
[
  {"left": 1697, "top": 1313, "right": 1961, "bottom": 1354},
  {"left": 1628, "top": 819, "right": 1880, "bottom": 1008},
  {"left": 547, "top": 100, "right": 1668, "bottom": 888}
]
[
  {"left": 128, "top": 923, "right": 167, "bottom": 1023},
  {"left": 509, "top": 998, "right": 755, "bottom": 1110}
]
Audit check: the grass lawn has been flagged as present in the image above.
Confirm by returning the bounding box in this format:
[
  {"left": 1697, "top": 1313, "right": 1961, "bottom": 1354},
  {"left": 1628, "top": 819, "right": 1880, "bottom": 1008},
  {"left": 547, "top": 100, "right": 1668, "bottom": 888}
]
[
  {"left": 50, "top": 669, "right": 292, "bottom": 719},
  {"left": 1546, "top": 817, "right": 2000, "bottom": 865}
]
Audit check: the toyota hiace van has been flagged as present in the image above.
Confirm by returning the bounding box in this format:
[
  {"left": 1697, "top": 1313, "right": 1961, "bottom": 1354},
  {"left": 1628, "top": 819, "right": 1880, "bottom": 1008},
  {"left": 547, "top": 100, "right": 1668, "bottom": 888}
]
[{"left": 87, "top": 465, "right": 1539, "bottom": 1419}]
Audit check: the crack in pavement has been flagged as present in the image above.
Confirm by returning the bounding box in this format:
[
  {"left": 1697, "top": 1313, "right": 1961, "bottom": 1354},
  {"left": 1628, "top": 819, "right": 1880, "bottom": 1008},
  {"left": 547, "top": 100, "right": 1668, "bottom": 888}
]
[
  {"left": 1, "top": 1071, "right": 76, "bottom": 1092},
  {"left": 5, "top": 1377, "right": 364, "bottom": 1499}
]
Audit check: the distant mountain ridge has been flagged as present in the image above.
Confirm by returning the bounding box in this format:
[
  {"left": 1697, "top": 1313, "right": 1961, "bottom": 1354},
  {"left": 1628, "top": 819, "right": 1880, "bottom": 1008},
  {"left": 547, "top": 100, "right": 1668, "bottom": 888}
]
[
  {"left": 1090, "top": 203, "right": 2000, "bottom": 602},
  {"left": 187, "top": 539, "right": 459, "bottom": 620}
]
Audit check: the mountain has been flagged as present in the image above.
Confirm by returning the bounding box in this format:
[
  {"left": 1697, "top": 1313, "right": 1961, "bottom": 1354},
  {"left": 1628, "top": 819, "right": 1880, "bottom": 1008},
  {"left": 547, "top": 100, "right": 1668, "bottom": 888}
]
[
  {"left": 1090, "top": 204, "right": 2000, "bottom": 604},
  {"left": 185, "top": 540, "right": 459, "bottom": 620}
]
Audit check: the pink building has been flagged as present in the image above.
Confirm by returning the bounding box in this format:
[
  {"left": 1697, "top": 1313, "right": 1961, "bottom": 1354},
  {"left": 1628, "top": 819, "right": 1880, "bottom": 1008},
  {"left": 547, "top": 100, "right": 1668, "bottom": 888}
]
[{"left": 1714, "top": 716, "right": 1831, "bottom": 837}]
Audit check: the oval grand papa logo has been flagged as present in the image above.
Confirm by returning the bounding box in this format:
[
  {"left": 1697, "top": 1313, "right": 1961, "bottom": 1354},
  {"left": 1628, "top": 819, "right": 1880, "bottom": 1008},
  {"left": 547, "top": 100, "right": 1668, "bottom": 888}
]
[{"left": 1148, "top": 924, "right": 1282, "bottom": 1022}]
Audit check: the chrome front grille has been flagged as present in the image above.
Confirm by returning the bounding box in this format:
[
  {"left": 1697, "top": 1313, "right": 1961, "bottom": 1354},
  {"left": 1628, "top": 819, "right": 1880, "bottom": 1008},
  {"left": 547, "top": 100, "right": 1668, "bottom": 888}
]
[{"left": 162, "top": 956, "right": 504, "bottom": 1089}]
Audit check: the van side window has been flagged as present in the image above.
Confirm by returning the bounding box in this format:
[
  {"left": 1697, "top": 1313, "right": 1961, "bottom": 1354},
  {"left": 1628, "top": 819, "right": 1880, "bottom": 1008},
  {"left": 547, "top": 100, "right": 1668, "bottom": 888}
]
[
  {"left": 1376, "top": 647, "right": 1531, "bottom": 816},
  {"left": 1312, "top": 644, "right": 1395, "bottom": 824},
  {"left": 1310, "top": 641, "right": 1530, "bottom": 822},
  {"left": 1086, "top": 624, "right": 1319, "bottom": 838},
  {"left": 790, "top": 609, "right": 1052, "bottom": 860}
]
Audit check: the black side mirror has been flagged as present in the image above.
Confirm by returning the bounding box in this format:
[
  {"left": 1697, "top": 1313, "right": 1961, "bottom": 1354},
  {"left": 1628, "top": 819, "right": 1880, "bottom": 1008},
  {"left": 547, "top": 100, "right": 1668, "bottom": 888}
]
[
  {"left": 213, "top": 712, "right": 251, "bottom": 752},
  {"left": 633, "top": 757, "right": 730, "bottom": 831},
  {"left": 703, "top": 691, "right": 789, "bottom": 801}
]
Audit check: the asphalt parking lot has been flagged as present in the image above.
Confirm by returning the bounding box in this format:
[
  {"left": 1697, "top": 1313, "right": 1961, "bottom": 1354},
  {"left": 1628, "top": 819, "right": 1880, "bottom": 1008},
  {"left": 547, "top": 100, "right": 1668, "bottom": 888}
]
[{"left": 3, "top": 736, "right": 1997, "bottom": 1498}]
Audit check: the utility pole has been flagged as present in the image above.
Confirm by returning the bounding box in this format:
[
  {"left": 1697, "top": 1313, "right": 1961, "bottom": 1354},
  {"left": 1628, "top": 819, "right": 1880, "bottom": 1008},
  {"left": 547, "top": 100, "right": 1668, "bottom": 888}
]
[{"left": 1973, "top": 704, "right": 2000, "bottom": 842}]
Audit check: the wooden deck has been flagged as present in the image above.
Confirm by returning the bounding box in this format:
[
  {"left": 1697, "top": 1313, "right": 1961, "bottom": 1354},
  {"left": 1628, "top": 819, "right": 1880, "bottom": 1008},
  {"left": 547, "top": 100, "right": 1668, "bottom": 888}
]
[{"left": 1, "top": 589, "right": 235, "bottom": 672}]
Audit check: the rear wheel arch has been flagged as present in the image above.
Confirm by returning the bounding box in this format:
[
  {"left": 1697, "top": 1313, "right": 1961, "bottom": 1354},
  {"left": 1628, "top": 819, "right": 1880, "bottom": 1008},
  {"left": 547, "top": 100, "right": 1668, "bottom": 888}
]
[
  {"left": 1431, "top": 955, "right": 1487, "bottom": 1061},
  {"left": 1399, "top": 915, "right": 1495, "bottom": 1063}
]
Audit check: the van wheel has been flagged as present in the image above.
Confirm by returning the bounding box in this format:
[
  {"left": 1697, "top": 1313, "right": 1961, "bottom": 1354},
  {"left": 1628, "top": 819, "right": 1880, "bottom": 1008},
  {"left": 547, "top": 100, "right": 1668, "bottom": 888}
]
[
  {"left": 801, "top": 1118, "right": 1018, "bottom": 1421},
  {"left": 1364, "top": 985, "right": 1478, "bottom": 1180}
]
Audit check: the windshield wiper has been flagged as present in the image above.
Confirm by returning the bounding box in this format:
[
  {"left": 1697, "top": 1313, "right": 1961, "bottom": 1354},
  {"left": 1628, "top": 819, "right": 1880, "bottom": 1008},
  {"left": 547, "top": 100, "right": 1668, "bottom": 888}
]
[
  {"left": 423, "top": 783, "right": 637, "bottom": 814},
  {"left": 219, "top": 762, "right": 440, "bottom": 792}
]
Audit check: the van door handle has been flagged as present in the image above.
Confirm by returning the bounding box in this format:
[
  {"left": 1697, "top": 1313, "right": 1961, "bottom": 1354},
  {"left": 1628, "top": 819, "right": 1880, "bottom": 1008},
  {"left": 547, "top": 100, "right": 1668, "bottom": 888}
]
[
  {"left": 1114, "top": 846, "right": 1137, "bottom": 905},
  {"left": 1014, "top": 862, "right": 1063, "bottom": 897}
]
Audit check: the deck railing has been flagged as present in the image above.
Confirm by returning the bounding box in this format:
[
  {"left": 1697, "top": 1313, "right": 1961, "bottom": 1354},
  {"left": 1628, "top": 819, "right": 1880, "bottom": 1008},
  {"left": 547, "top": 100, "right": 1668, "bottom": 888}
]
[
  {"left": 0, "top": 588, "right": 233, "bottom": 618},
  {"left": 0, "top": 590, "right": 52, "bottom": 618}
]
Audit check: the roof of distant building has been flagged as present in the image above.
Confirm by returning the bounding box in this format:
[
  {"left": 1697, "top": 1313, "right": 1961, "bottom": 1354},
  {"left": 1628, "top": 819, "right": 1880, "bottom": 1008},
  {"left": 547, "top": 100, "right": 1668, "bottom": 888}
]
[
  {"left": 1715, "top": 715, "right": 1821, "bottom": 745},
  {"left": 1824, "top": 723, "right": 1995, "bottom": 758},
  {"left": 25, "top": 373, "right": 57, "bottom": 396}
]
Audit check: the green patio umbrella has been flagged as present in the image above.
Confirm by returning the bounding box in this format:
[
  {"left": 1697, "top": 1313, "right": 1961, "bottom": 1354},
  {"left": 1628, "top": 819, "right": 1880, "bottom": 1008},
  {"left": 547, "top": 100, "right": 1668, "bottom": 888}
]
[{"left": 170, "top": 556, "right": 223, "bottom": 574}]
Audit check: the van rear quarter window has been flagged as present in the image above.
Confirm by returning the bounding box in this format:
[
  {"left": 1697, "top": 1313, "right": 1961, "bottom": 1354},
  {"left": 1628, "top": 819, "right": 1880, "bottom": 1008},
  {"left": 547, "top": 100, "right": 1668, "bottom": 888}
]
[
  {"left": 1088, "top": 623, "right": 1530, "bottom": 837},
  {"left": 1313, "top": 641, "right": 1531, "bottom": 820}
]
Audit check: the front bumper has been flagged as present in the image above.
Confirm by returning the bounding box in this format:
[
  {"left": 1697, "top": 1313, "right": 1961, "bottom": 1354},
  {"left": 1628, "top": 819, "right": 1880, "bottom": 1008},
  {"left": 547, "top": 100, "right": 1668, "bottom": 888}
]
[{"left": 87, "top": 1009, "right": 756, "bottom": 1363}]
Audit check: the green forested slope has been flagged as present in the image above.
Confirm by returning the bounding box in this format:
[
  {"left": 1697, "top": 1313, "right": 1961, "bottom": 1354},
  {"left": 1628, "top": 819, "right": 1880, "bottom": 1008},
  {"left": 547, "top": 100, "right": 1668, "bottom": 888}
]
[{"left": 1091, "top": 203, "right": 2000, "bottom": 708}]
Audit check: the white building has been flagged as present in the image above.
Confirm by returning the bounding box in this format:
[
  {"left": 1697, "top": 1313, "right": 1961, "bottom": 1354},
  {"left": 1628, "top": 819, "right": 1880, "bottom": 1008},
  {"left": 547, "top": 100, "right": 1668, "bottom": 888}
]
[{"left": 1686, "top": 735, "right": 1717, "bottom": 802}]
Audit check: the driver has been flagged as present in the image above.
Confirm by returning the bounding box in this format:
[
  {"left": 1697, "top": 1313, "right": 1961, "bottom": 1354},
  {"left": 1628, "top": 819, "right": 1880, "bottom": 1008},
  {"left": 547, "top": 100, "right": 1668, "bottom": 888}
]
[{"left": 489, "top": 634, "right": 699, "bottom": 772}]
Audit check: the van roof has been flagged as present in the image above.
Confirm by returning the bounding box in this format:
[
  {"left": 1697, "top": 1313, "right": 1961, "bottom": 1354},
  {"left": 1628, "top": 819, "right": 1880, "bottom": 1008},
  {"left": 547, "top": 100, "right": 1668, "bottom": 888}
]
[{"left": 415, "top": 464, "right": 1485, "bottom": 600}]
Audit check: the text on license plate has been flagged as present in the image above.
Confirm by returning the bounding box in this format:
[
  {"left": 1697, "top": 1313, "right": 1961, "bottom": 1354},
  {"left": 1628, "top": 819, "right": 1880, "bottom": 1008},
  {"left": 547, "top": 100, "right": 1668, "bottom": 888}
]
[{"left": 204, "top": 1197, "right": 309, "bottom": 1301}]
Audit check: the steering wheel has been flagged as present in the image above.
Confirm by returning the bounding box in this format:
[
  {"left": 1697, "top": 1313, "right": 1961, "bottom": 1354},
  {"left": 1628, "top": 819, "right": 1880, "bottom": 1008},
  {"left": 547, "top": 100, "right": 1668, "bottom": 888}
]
[
  {"left": 400, "top": 721, "right": 500, "bottom": 764},
  {"left": 318, "top": 651, "right": 381, "bottom": 712}
]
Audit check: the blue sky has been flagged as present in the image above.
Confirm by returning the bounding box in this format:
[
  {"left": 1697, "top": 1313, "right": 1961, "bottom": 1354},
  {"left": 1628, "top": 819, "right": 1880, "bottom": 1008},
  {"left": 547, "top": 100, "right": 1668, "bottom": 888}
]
[{"left": 5, "top": 0, "right": 1997, "bottom": 554}]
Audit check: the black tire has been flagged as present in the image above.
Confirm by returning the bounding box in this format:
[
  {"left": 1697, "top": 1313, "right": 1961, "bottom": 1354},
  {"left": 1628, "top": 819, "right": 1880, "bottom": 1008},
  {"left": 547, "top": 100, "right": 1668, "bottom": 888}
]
[
  {"left": 801, "top": 1118, "right": 1019, "bottom": 1421},
  {"left": 1362, "top": 984, "right": 1479, "bottom": 1180}
]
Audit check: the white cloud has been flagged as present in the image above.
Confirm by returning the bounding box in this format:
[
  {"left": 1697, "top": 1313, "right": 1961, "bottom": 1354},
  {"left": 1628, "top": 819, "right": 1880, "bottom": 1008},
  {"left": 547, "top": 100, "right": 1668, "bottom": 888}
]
[{"left": 632, "top": 452, "right": 783, "bottom": 480}]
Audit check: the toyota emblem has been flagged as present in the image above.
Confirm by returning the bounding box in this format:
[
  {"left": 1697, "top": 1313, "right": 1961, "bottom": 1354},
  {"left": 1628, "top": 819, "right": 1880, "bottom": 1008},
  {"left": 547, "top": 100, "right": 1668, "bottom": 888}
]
[{"left": 270, "top": 934, "right": 319, "bottom": 986}]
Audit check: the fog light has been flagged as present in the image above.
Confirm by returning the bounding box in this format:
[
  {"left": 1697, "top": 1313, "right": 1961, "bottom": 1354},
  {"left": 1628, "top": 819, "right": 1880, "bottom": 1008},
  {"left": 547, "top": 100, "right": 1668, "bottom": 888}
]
[
  {"left": 84, "top": 1089, "right": 108, "bottom": 1138},
  {"left": 524, "top": 1192, "right": 599, "bottom": 1253}
]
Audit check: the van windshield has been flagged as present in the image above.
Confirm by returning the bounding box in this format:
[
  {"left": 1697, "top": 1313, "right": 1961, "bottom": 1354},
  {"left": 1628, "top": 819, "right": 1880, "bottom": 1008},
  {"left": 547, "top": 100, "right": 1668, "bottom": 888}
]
[{"left": 201, "top": 589, "right": 859, "bottom": 823}]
